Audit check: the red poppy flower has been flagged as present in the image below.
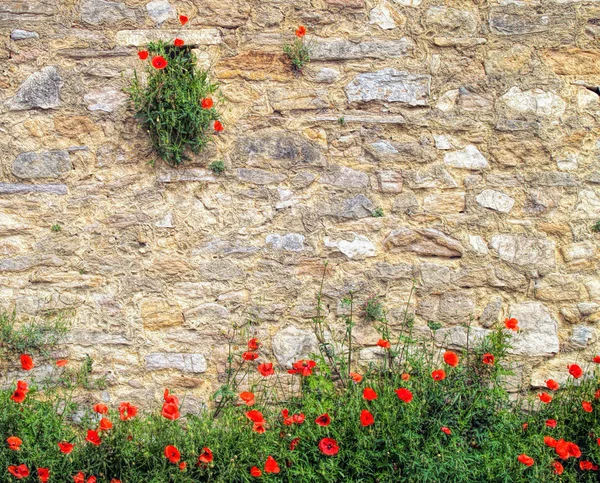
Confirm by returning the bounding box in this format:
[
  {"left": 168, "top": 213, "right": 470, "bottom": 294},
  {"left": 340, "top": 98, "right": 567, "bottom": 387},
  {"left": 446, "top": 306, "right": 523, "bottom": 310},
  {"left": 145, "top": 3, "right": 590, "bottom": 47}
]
[
  {"left": 349, "top": 372, "right": 363, "bottom": 383},
  {"left": 248, "top": 338, "right": 260, "bottom": 350},
  {"left": 552, "top": 461, "right": 564, "bottom": 475},
  {"left": 202, "top": 98, "right": 214, "bottom": 109},
  {"left": 8, "top": 464, "right": 29, "bottom": 479},
  {"left": 73, "top": 472, "right": 85, "bottom": 483},
  {"left": 242, "top": 351, "right": 259, "bottom": 361},
  {"left": 264, "top": 456, "right": 280, "bottom": 474},
  {"left": 518, "top": 454, "right": 534, "bottom": 467},
  {"left": 214, "top": 120, "right": 224, "bottom": 132},
  {"left": 288, "top": 359, "right": 316, "bottom": 376},
  {"left": 441, "top": 426, "right": 451, "bottom": 435},
  {"left": 443, "top": 351, "right": 459, "bottom": 367},
  {"left": 174, "top": 38, "right": 185, "bottom": 47},
  {"left": 246, "top": 410, "right": 265, "bottom": 424},
  {"left": 98, "top": 418, "right": 112, "bottom": 431},
  {"left": 315, "top": 413, "right": 331, "bottom": 426},
  {"left": 596, "top": 389, "right": 600, "bottom": 400},
  {"left": 37, "top": 467, "right": 49, "bottom": 483},
  {"left": 10, "top": 383, "right": 27, "bottom": 403},
  {"left": 7, "top": 436, "right": 22, "bottom": 451},
  {"left": 110, "top": 479, "right": 121, "bottom": 482},
  {"left": 282, "top": 409, "right": 293, "bottom": 426},
  {"left": 544, "top": 436, "right": 558, "bottom": 448},
  {"left": 401, "top": 373, "right": 410, "bottom": 381},
  {"left": 546, "top": 419, "right": 557, "bottom": 428},
  {"left": 546, "top": 379, "right": 559, "bottom": 391},
  {"left": 179, "top": 462, "right": 187, "bottom": 471},
  {"left": 295, "top": 25, "right": 306, "bottom": 38},
  {"left": 151, "top": 55, "right": 168, "bottom": 70},
  {"left": 118, "top": 402, "right": 137, "bottom": 420},
  {"left": 93, "top": 404, "right": 108, "bottom": 415},
  {"left": 257, "top": 362, "right": 274, "bottom": 376},
  {"left": 363, "top": 387, "right": 377, "bottom": 401},
  {"left": 567, "top": 442, "right": 581, "bottom": 458},
  {"left": 162, "top": 402, "right": 180, "bottom": 421},
  {"left": 290, "top": 437, "right": 300, "bottom": 450},
  {"left": 555, "top": 439, "right": 580, "bottom": 460},
  {"left": 319, "top": 437, "right": 339, "bottom": 456},
  {"left": 582, "top": 401, "right": 593, "bottom": 413},
  {"left": 360, "top": 409, "right": 374, "bottom": 427},
  {"left": 85, "top": 430, "right": 101, "bottom": 446},
  {"left": 165, "top": 445, "right": 181, "bottom": 464},
  {"left": 580, "top": 460, "right": 599, "bottom": 471},
  {"left": 58, "top": 441, "right": 74, "bottom": 454},
  {"left": 482, "top": 353, "right": 494, "bottom": 365},
  {"left": 395, "top": 387, "right": 413, "bottom": 403},
  {"left": 253, "top": 422, "right": 266, "bottom": 433},
  {"left": 376, "top": 339, "right": 391, "bottom": 349},
  {"left": 594, "top": 355, "right": 600, "bottom": 364},
  {"left": 293, "top": 413, "right": 305, "bottom": 424},
  {"left": 179, "top": 15, "right": 188, "bottom": 25},
  {"left": 538, "top": 393, "right": 552, "bottom": 404},
  {"left": 56, "top": 359, "right": 68, "bottom": 367},
  {"left": 568, "top": 364, "right": 583, "bottom": 379},
  {"left": 20, "top": 354, "right": 34, "bottom": 371},
  {"left": 432, "top": 369, "right": 446, "bottom": 381},
  {"left": 164, "top": 388, "right": 179, "bottom": 405},
  {"left": 522, "top": 423, "right": 528, "bottom": 431},
  {"left": 137, "top": 50, "right": 149, "bottom": 60},
  {"left": 504, "top": 318, "right": 519, "bottom": 331},
  {"left": 86, "top": 476, "right": 96, "bottom": 483},
  {"left": 250, "top": 466, "right": 262, "bottom": 477},
  {"left": 197, "top": 447, "right": 213, "bottom": 464},
  {"left": 240, "top": 391, "right": 255, "bottom": 406}
]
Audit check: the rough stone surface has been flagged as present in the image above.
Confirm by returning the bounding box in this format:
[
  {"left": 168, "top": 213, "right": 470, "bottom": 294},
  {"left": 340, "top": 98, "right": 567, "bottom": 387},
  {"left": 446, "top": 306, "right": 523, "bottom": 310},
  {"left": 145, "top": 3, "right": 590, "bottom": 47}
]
[
  {"left": 490, "top": 234, "right": 556, "bottom": 276},
  {"left": 508, "top": 302, "right": 559, "bottom": 357},
  {"left": 475, "top": 189, "right": 515, "bottom": 213},
  {"left": 81, "top": 0, "right": 138, "bottom": 25},
  {"left": 11, "top": 30, "right": 39, "bottom": 40},
  {"left": 272, "top": 326, "right": 318, "bottom": 369},
  {"left": 146, "top": 353, "right": 207, "bottom": 373},
  {"left": 384, "top": 228, "right": 464, "bottom": 258},
  {"left": 324, "top": 234, "right": 376, "bottom": 259},
  {"left": 444, "top": 145, "right": 490, "bottom": 170},
  {"left": 12, "top": 151, "right": 72, "bottom": 179},
  {"left": 6, "top": 66, "right": 62, "bottom": 111},
  {"left": 146, "top": 0, "right": 176, "bottom": 25},
  {"left": 312, "top": 39, "right": 413, "bottom": 60},
  {"left": 345, "top": 69, "right": 430, "bottom": 105},
  {"left": 266, "top": 233, "right": 305, "bottom": 252},
  {"left": 84, "top": 88, "right": 128, "bottom": 112}
]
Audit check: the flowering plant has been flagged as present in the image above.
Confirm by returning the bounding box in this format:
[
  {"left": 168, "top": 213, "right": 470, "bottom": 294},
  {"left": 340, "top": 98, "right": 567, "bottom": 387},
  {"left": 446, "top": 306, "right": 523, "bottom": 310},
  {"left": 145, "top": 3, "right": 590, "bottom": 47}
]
[{"left": 283, "top": 26, "right": 312, "bottom": 73}]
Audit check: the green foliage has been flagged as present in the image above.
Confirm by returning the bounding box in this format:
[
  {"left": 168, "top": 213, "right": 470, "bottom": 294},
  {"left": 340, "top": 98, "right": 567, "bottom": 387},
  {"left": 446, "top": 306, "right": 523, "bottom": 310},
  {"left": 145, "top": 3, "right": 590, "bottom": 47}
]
[
  {"left": 209, "top": 160, "right": 226, "bottom": 174},
  {"left": 51, "top": 224, "right": 61, "bottom": 232},
  {"left": 364, "top": 296, "right": 385, "bottom": 322},
  {"left": 338, "top": 117, "right": 346, "bottom": 126},
  {"left": 283, "top": 38, "right": 311, "bottom": 72},
  {"left": 592, "top": 220, "right": 600, "bottom": 233},
  {"left": 372, "top": 207, "right": 384, "bottom": 217},
  {"left": 126, "top": 41, "right": 221, "bottom": 167}
]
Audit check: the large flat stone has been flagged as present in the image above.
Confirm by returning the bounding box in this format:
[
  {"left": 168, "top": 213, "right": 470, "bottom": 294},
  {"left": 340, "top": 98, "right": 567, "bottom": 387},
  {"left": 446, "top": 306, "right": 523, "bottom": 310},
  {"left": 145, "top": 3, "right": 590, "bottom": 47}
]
[
  {"left": 81, "top": 0, "right": 138, "bottom": 25},
  {"left": 115, "top": 29, "right": 222, "bottom": 46},
  {"left": 475, "top": 189, "right": 515, "bottom": 213},
  {"left": 5, "top": 66, "right": 62, "bottom": 111},
  {"left": 384, "top": 227, "right": 464, "bottom": 258},
  {"left": 444, "top": 145, "right": 489, "bottom": 170},
  {"left": 272, "top": 325, "right": 318, "bottom": 369},
  {"left": 140, "top": 299, "right": 184, "bottom": 330},
  {"left": 236, "top": 168, "right": 285, "bottom": 185},
  {"left": 311, "top": 38, "right": 414, "bottom": 60},
  {"left": 507, "top": 302, "right": 559, "bottom": 357},
  {"left": 269, "top": 88, "right": 329, "bottom": 110},
  {"left": 0, "top": 183, "right": 67, "bottom": 195},
  {"left": 320, "top": 166, "right": 369, "bottom": 188},
  {"left": 12, "top": 150, "right": 72, "bottom": 179},
  {"left": 543, "top": 49, "right": 600, "bottom": 75},
  {"left": 497, "top": 87, "right": 566, "bottom": 120},
  {"left": 424, "top": 7, "right": 478, "bottom": 35},
  {"left": 146, "top": 353, "right": 207, "bottom": 373},
  {"left": 489, "top": 9, "right": 573, "bottom": 36},
  {"left": 490, "top": 234, "right": 556, "bottom": 276},
  {"left": 345, "top": 69, "right": 431, "bottom": 106},
  {"left": 84, "top": 88, "right": 128, "bottom": 112},
  {"left": 324, "top": 234, "right": 376, "bottom": 259}
]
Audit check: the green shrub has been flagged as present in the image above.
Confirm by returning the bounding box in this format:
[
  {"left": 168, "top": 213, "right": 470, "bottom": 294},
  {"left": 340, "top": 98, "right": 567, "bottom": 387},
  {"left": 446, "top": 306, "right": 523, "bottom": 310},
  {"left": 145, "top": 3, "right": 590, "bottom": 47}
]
[
  {"left": 127, "top": 40, "right": 222, "bottom": 167},
  {"left": 283, "top": 26, "right": 312, "bottom": 72},
  {"left": 209, "top": 160, "right": 226, "bottom": 175},
  {"left": 592, "top": 220, "right": 600, "bottom": 233}
]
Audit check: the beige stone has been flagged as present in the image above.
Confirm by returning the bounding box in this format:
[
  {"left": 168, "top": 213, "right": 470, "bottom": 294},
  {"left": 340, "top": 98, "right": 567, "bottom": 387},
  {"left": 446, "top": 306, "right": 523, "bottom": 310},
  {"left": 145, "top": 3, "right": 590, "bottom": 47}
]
[{"left": 140, "top": 299, "right": 184, "bottom": 330}]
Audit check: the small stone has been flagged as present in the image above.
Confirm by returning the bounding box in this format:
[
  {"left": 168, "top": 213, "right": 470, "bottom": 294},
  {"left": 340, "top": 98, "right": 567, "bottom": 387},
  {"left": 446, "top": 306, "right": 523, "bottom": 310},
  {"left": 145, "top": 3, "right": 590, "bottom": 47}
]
[
  {"left": 421, "top": 263, "right": 453, "bottom": 288},
  {"left": 345, "top": 69, "right": 431, "bottom": 106},
  {"left": 561, "top": 306, "right": 580, "bottom": 324},
  {"left": 185, "top": 303, "right": 229, "bottom": 329},
  {"left": 310, "top": 67, "right": 340, "bottom": 84},
  {"left": 145, "top": 353, "right": 207, "bottom": 373},
  {"left": 265, "top": 233, "right": 305, "bottom": 252},
  {"left": 272, "top": 326, "right": 318, "bottom": 369},
  {"left": 392, "top": 192, "right": 419, "bottom": 213},
  {"left": 434, "top": 135, "right": 452, "bottom": 150},
  {"left": 497, "top": 87, "right": 566, "bottom": 120},
  {"left": 444, "top": 145, "right": 489, "bottom": 170},
  {"left": 12, "top": 150, "right": 71, "bottom": 179},
  {"left": 324, "top": 234, "right": 376, "bottom": 259},
  {"left": 370, "top": 3, "right": 396, "bottom": 30},
  {"left": 507, "top": 302, "right": 559, "bottom": 357},
  {"left": 371, "top": 262, "right": 415, "bottom": 280},
  {"left": 84, "top": 88, "right": 128, "bottom": 112},
  {"left": 575, "top": 190, "right": 600, "bottom": 218},
  {"left": 475, "top": 189, "right": 515, "bottom": 213},
  {"left": 6, "top": 66, "right": 62, "bottom": 111},
  {"left": 140, "top": 299, "right": 184, "bottom": 330},
  {"left": 155, "top": 212, "right": 174, "bottom": 228},
  {"left": 535, "top": 274, "right": 581, "bottom": 302},
  {"left": 329, "top": 194, "right": 376, "bottom": 219},
  {"left": 434, "top": 326, "right": 491, "bottom": 349},
  {"left": 0, "top": 183, "right": 67, "bottom": 195},
  {"left": 556, "top": 152, "right": 579, "bottom": 171},
  {"left": 468, "top": 235, "right": 489, "bottom": 255},
  {"left": 578, "top": 303, "right": 600, "bottom": 316},
  {"left": 480, "top": 297, "right": 502, "bottom": 328},
  {"left": 10, "top": 30, "right": 39, "bottom": 40},
  {"left": 145, "top": 0, "right": 176, "bottom": 25},
  {"left": 312, "top": 39, "right": 413, "bottom": 61},
  {"left": 570, "top": 325, "right": 594, "bottom": 348},
  {"left": 402, "top": 166, "right": 457, "bottom": 189},
  {"left": 237, "top": 168, "right": 285, "bottom": 185},
  {"left": 269, "top": 88, "right": 329, "bottom": 111},
  {"left": 320, "top": 166, "right": 369, "bottom": 189},
  {"left": 383, "top": 227, "right": 464, "bottom": 258},
  {"left": 424, "top": 6, "right": 478, "bottom": 35},
  {"left": 561, "top": 242, "right": 595, "bottom": 264},
  {"left": 423, "top": 192, "right": 465, "bottom": 214},
  {"left": 81, "top": 0, "right": 138, "bottom": 25},
  {"left": 198, "top": 260, "right": 245, "bottom": 281},
  {"left": 375, "top": 171, "right": 403, "bottom": 193},
  {"left": 489, "top": 234, "right": 555, "bottom": 276}
]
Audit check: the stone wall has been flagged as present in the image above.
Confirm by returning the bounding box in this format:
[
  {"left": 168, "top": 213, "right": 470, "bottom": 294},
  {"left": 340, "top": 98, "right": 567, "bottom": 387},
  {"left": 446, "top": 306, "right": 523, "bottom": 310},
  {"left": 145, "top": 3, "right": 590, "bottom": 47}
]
[{"left": 1, "top": 0, "right": 600, "bottom": 407}]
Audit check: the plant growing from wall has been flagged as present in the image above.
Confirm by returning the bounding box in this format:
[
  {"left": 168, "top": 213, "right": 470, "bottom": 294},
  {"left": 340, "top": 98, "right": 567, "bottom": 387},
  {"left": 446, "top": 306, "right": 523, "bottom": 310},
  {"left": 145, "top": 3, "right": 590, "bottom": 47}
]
[
  {"left": 127, "top": 30, "right": 223, "bottom": 167},
  {"left": 283, "top": 25, "right": 312, "bottom": 73}
]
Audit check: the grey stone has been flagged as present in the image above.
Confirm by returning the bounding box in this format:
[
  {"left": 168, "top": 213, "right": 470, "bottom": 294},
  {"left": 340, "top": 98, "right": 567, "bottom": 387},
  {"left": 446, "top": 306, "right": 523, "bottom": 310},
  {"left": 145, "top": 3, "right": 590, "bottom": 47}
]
[
  {"left": 578, "top": 303, "right": 600, "bottom": 316},
  {"left": 392, "top": 192, "right": 419, "bottom": 213},
  {"left": 329, "top": 194, "right": 376, "bottom": 219},
  {"left": 375, "top": 171, "right": 403, "bottom": 193},
  {"left": 507, "top": 302, "right": 559, "bottom": 357},
  {"left": 369, "top": 140, "right": 398, "bottom": 155},
  {"left": 234, "top": 133, "right": 323, "bottom": 168},
  {"left": 84, "top": 88, "right": 128, "bottom": 112},
  {"left": 468, "top": 235, "right": 489, "bottom": 255},
  {"left": 570, "top": 325, "right": 593, "bottom": 349},
  {"left": 489, "top": 234, "right": 556, "bottom": 276},
  {"left": 198, "top": 260, "right": 245, "bottom": 281},
  {"left": 497, "top": 87, "right": 566, "bottom": 120},
  {"left": 480, "top": 296, "right": 503, "bottom": 328},
  {"left": 312, "top": 38, "right": 414, "bottom": 60},
  {"left": 11, "top": 30, "right": 39, "bottom": 40},
  {"left": 320, "top": 166, "right": 369, "bottom": 188},
  {"left": 6, "top": 66, "right": 62, "bottom": 111},
  {"left": 311, "top": 67, "right": 340, "bottom": 84},
  {"left": 370, "top": 263, "right": 415, "bottom": 280},
  {"left": 434, "top": 326, "right": 491, "bottom": 349},
  {"left": 157, "top": 168, "right": 216, "bottom": 183},
  {"left": 475, "top": 189, "right": 515, "bottom": 213},
  {"left": 444, "top": 145, "right": 489, "bottom": 170},
  {"left": 272, "top": 325, "right": 318, "bottom": 368},
  {"left": 324, "top": 234, "right": 376, "bottom": 259},
  {"left": 145, "top": 353, "right": 207, "bottom": 373},
  {"left": 421, "top": 263, "right": 453, "bottom": 288},
  {"left": 438, "top": 291, "right": 476, "bottom": 324},
  {"left": 0, "top": 183, "right": 67, "bottom": 195},
  {"left": 490, "top": 10, "right": 570, "bottom": 36},
  {"left": 146, "top": 0, "right": 176, "bottom": 25},
  {"left": 425, "top": 7, "right": 478, "bottom": 35},
  {"left": 345, "top": 69, "right": 431, "bottom": 106},
  {"left": 369, "top": 4, "right": 396, "bottom": 30},
  {"left": 269, "top": 88, "right": 329, "bottom": 110},
  {"left": 266, "top": 233, "right": 305, "bottom": 252},
  {"left": 402, "top": 166, "right": 457, "bottom": 189},
  {"left": 115, "top": 29, "right": 221, "bottom": 46},
  {"left": 236, "top": 168, "right": 285, "bottom": 185},
  {"left": 12, "top": 150, "right": 72, "bottom": 179},
  {"left": 81, "top": 0, "right": 138, "bottom": 25},
  {"left": 527, "top": 172, "right": 579, "bottom": 187},
  {"left": 0, "top": 255, "right": 64, "bottom": 272},
  {"left": 384, "top": 227, "right": 464, "bottom": 258}
]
